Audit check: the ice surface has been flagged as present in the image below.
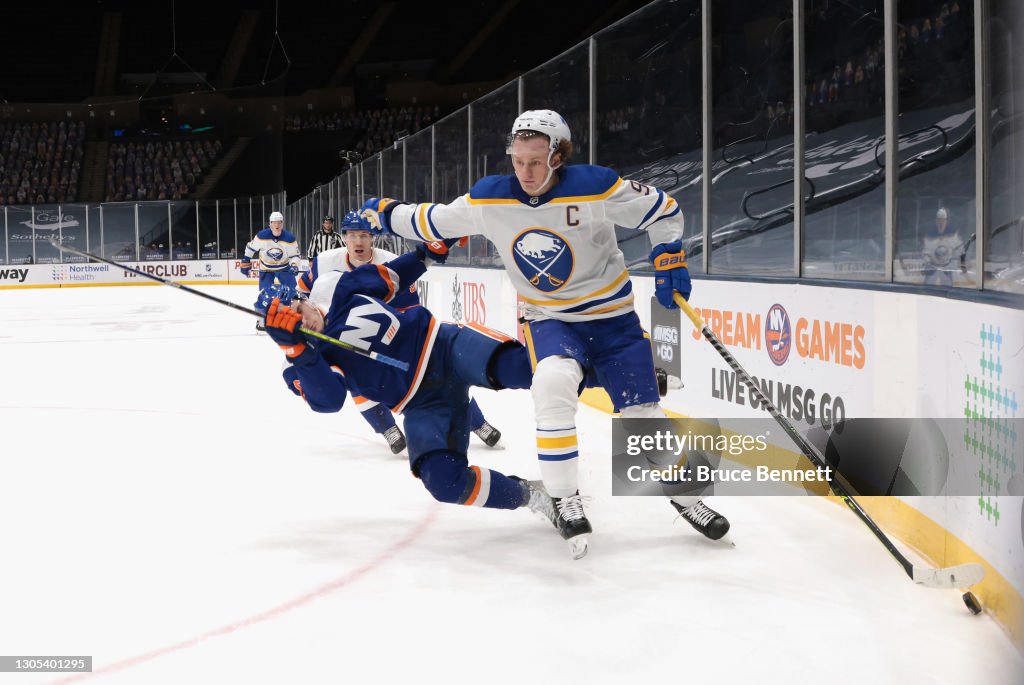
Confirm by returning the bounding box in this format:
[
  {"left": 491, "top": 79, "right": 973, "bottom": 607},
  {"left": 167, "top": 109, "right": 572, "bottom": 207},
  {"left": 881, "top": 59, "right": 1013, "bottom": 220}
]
[{"left": 1, "top": 285, "right": 1020, "bottom": 684}]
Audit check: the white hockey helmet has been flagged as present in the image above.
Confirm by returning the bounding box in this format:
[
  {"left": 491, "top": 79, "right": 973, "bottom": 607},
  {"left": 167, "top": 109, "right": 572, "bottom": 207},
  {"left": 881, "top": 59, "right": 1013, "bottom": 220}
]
[
  {"left": 269, "top": 211, "right": 285, "bottom": 223},
  {"left": 506, "top": 109, "right": 572, "bottom": 160},
  {"left": 936, "top": 207, "right": 948, "bottom": 220}
]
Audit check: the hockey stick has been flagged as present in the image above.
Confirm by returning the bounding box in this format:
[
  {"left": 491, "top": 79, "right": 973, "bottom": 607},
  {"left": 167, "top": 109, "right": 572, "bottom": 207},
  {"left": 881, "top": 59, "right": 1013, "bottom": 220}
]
[
  {"left": 673, "top": 292, "right": 984, "bottom": 589},
  {"left": 48, "top": 238, "right": 410, "bottom": 371}
]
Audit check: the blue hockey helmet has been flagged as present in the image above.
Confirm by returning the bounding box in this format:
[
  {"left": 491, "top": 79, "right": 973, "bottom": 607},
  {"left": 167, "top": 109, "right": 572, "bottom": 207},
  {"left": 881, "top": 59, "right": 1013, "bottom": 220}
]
[
  {"left": 256, "top": 282, "right": 302, "bottom": 314},
  {"left": 340, "top": 209, "right": 375, "bottom": 234}
]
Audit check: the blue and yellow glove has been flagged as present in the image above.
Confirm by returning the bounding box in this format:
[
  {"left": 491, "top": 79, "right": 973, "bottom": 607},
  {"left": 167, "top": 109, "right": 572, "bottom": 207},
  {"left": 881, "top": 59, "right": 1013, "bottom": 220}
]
[
  {"left": 359, "top": 197, "right": 406, "bottom": 235},
  {"left": 650, "top": 240, "right": 692, "bottom": 309},
  {"left": 240, "top": 258, "right": 252, "bottom": 277}
]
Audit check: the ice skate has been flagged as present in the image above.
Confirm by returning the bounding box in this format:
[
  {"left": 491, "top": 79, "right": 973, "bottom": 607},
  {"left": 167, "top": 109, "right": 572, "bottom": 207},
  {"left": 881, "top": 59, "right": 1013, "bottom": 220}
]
[
  {"left": 255, "top": 319, "right": 266, "bottom": 332},
  {"left": 473, "top": 421, "right": 504, "bottom": 448},
  {"left": 654, "top": 367, "right": 683, "bottom": 396},
  {"left": 553, "top": 492, "right": 592, "bottom": 559},
  {"left": 671, "top": 499, "right": 730, "bottom": 540},
  {"left": 512, "top": 477, "right": 559, "bottom": 527},
  {"left": 383, "top": 425, "right": 406, "bottom": 454}
]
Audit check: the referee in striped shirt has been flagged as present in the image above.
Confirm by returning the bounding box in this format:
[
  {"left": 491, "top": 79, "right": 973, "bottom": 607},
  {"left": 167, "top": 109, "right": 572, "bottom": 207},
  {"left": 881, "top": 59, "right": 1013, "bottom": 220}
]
[{"left": 306, "top": 215, "right": 345, "bottom": 258}]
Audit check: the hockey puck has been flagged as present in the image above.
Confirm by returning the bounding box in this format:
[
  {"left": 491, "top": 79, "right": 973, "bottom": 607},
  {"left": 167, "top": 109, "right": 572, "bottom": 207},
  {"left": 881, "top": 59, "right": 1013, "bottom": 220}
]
[{"left": 962, "top": 591, "right": 983, "bottom": 615}]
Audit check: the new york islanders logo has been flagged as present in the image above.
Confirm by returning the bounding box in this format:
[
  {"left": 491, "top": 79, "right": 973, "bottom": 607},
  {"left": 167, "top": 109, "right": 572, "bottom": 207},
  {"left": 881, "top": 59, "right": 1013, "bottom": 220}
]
[
  {"left": 511, "top": 228, "right": 574, "bottom": 293},
  {"left": 764, "top": 303, "right": 792, "bottom": 366}
]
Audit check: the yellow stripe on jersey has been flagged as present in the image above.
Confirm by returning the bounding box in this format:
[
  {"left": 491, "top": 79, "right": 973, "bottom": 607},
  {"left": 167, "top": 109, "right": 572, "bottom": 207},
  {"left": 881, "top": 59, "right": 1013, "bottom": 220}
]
[
  {"left": 547, "top": 178, "right": 624, "bottom": 204},
  {"left": 581, "top": 296, "right": 635, "bottom": 316},
  {"left": 522, "top": 322, "right": 539, "bottom": 371},
  {"left": 518, "top": 269, "right": 630, "bottom": 307},
  {"left": 418, "top": 204, "right": 442, "bottom": 241},
  {"left": 467, "top": 197, "right": 521, "bottom": 206},
  {"left": 466, "top": 179, "right": 623, "bottom": 206}
]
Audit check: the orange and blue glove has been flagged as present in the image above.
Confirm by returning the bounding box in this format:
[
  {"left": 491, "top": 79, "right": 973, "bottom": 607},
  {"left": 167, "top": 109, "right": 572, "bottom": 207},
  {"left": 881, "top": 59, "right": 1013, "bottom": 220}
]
[
  {"left": 650, "top": 240, "right": 691, "bottom": 309},
  {"left": 416, "top": 236, "right": 468, "bottom": 264},
  {"left": 265, "top": 298, "right": 317, "bottom": 365}
]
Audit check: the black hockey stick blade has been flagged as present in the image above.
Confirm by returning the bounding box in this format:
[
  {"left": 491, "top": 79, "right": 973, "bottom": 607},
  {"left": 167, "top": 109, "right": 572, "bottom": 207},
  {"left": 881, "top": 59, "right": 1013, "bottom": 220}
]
[{"left": 47, "top": 238, "right": 409, "bottom": 371}]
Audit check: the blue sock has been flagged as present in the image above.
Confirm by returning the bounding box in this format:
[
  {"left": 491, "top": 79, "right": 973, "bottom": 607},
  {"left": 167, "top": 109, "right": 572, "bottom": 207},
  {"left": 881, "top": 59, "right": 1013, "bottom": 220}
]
[{"left": 417, "top": 452, "right": 527, "bottom": 509}]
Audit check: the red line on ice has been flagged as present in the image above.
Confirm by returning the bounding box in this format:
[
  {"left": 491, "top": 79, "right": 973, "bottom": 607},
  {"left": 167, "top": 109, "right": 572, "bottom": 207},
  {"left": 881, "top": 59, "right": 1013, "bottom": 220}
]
[{"left": 51, "top": 504, "right": 442, "bottom": 684}]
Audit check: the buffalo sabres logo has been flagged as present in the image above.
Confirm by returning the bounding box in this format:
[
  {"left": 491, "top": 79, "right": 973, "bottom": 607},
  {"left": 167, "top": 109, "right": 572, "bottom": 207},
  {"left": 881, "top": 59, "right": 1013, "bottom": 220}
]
[
  {"left": 266, "top": 247, "right": 285, "bottom": 261},
  {"left": 512, "top": 228, "right": 574, "bottom": 293}
]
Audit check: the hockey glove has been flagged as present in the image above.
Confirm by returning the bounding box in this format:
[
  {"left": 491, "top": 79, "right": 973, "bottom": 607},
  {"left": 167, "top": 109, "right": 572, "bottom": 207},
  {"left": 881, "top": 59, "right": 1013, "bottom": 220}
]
[
  {"left": 265, "top": 298, "right": 317, "bottom": 365},
  {"left": 240, "top": 258, "right": 252, "bottom": 278},
  {"left": 359, "top": 197, "right": 405, "bottom": 235},
  {"left": 415, "top": 236, "right": 467, "bottom": 264},
  {"left": 650, "top": 240, "right": 692, "bottom": 309}
]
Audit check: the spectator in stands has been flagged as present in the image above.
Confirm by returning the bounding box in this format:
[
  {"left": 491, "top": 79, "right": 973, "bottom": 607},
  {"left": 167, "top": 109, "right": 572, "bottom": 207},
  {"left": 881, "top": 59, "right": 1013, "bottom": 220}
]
[
  {"left": 105, "top": 138, "right": 221, "bottom": 203},
  {"left": 0, "top": 121, "right": 84, "bottom": 206}
]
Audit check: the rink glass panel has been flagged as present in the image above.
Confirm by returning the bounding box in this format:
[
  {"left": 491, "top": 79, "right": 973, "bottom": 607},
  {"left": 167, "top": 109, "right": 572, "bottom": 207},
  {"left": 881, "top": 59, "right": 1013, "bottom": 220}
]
[
  {"left": 197, "top": 201, "right": 218, "bottom": 260},
  {"left": 217, "top": 200, "right": 236, "bottom": 258},
  {"left": 709, "top": 0, "right": 795, "bottom": 276},
  {"left": 51, "top": 204, "right": 89, "bottom": 263},
  {"left": 361, "top": 157, "right": 380, "bottom": 205},
  {"left": 801, "top": 0, "right": 887, "bottom": 282},
  {"left": 521, "top": 43, "right": 590, "bottom": 169},
  {"left": 235, "top": 199, "right": 253, "bottom": 258},
  {"left": 381, "top": 145, "right": 403, "bottom": 201},
  {"left": 468, "top": 83, "right": 517, "bottom": 268},
  {"left": 894, "top": 0, "right": 977, "bottom": 288},
  {"left": 433, "top": 108, "right": 469, "bottom": 202},
  {"left": 594, "top": 0, "right": 704, "bottom": 273},
  {"left": 379, "top": 144, "right": 410, "bottom": 256},
  {"left": 432, "top": 108, "right": 470, "bottom": 264},
  {"left": 169, "top": 201, "right": 198, "bottom": 260},
  {"left": 99, "top": 203, "right": 137, "bottom": 260},
  {"left": 986, "top": 0, "right": 1024, "bottom": 293},
  {"left": 405, "top": 128, "right": 432, "bottom": 204}
]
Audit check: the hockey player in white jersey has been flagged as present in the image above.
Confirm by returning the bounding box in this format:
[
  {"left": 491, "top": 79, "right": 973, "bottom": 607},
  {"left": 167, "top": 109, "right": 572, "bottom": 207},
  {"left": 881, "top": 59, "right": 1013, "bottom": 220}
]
[
  {"left": 361, "top": 109, "right": 729, "bottom": 558},
  {"left": 297, "top": 210, "right": 505, "bottom": 454},
  {"left": 241, "top": 210, "right": 300, "bottom": 331}
]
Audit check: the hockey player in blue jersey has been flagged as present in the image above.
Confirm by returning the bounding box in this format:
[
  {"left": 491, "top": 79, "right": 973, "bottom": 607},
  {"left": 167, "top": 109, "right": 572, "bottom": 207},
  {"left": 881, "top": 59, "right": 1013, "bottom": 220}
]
[
  {"left": 361, "top": 109, "right": 729, "bottom": 558},
  {"left": 294, "top": 210, "right": 505, "bottom": 454},
  {"left": 242, "top": 210, "right": 300, "bottom": 330},
  {"left": 259, "top": 240, "right": 559, "bottom": 525}
]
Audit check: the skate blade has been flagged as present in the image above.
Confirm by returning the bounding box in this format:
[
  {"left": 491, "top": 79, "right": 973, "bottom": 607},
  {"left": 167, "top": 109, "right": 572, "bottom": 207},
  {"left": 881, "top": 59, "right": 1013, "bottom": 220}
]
[
  {"left": 567, "top": 535, "right": 589, "bottom": 560},
  {"left": 486, "top": 440, "right": 506, "bottom": 450}
]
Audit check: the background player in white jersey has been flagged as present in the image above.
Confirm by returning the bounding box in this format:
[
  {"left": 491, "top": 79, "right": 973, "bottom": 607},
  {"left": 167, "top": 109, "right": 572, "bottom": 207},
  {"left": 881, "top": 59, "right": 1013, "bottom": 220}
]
[
  {"left": 241, "top": 210, "right": 300, "bottom": 331},
  {"left": 361, "top": 110, "right": 729, "bottom": 559},
  {"left": 297, "top": 210, "right": 505, "bottom": 454}
]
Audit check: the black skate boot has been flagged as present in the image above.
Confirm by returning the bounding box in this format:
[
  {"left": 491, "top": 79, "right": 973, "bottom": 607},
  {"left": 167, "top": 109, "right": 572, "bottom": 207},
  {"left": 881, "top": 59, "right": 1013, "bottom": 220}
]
[
  {"left": 654, "top": 367, "right": 683, "bottom": 396},
  {"left": 383, "top": 425, "right": 406, "bottom": 454},
  {"left": 473, "top": 421, "right": 503, "bottom": 448},
  {"left": 670, "top": 499, "right": 730, "bottom": 540},
  {"left": 255, "top": 319, "right": 266, "bottom": 332},
  {"left": 553, "top": 492, "right": 592, "bottom": 559}
]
